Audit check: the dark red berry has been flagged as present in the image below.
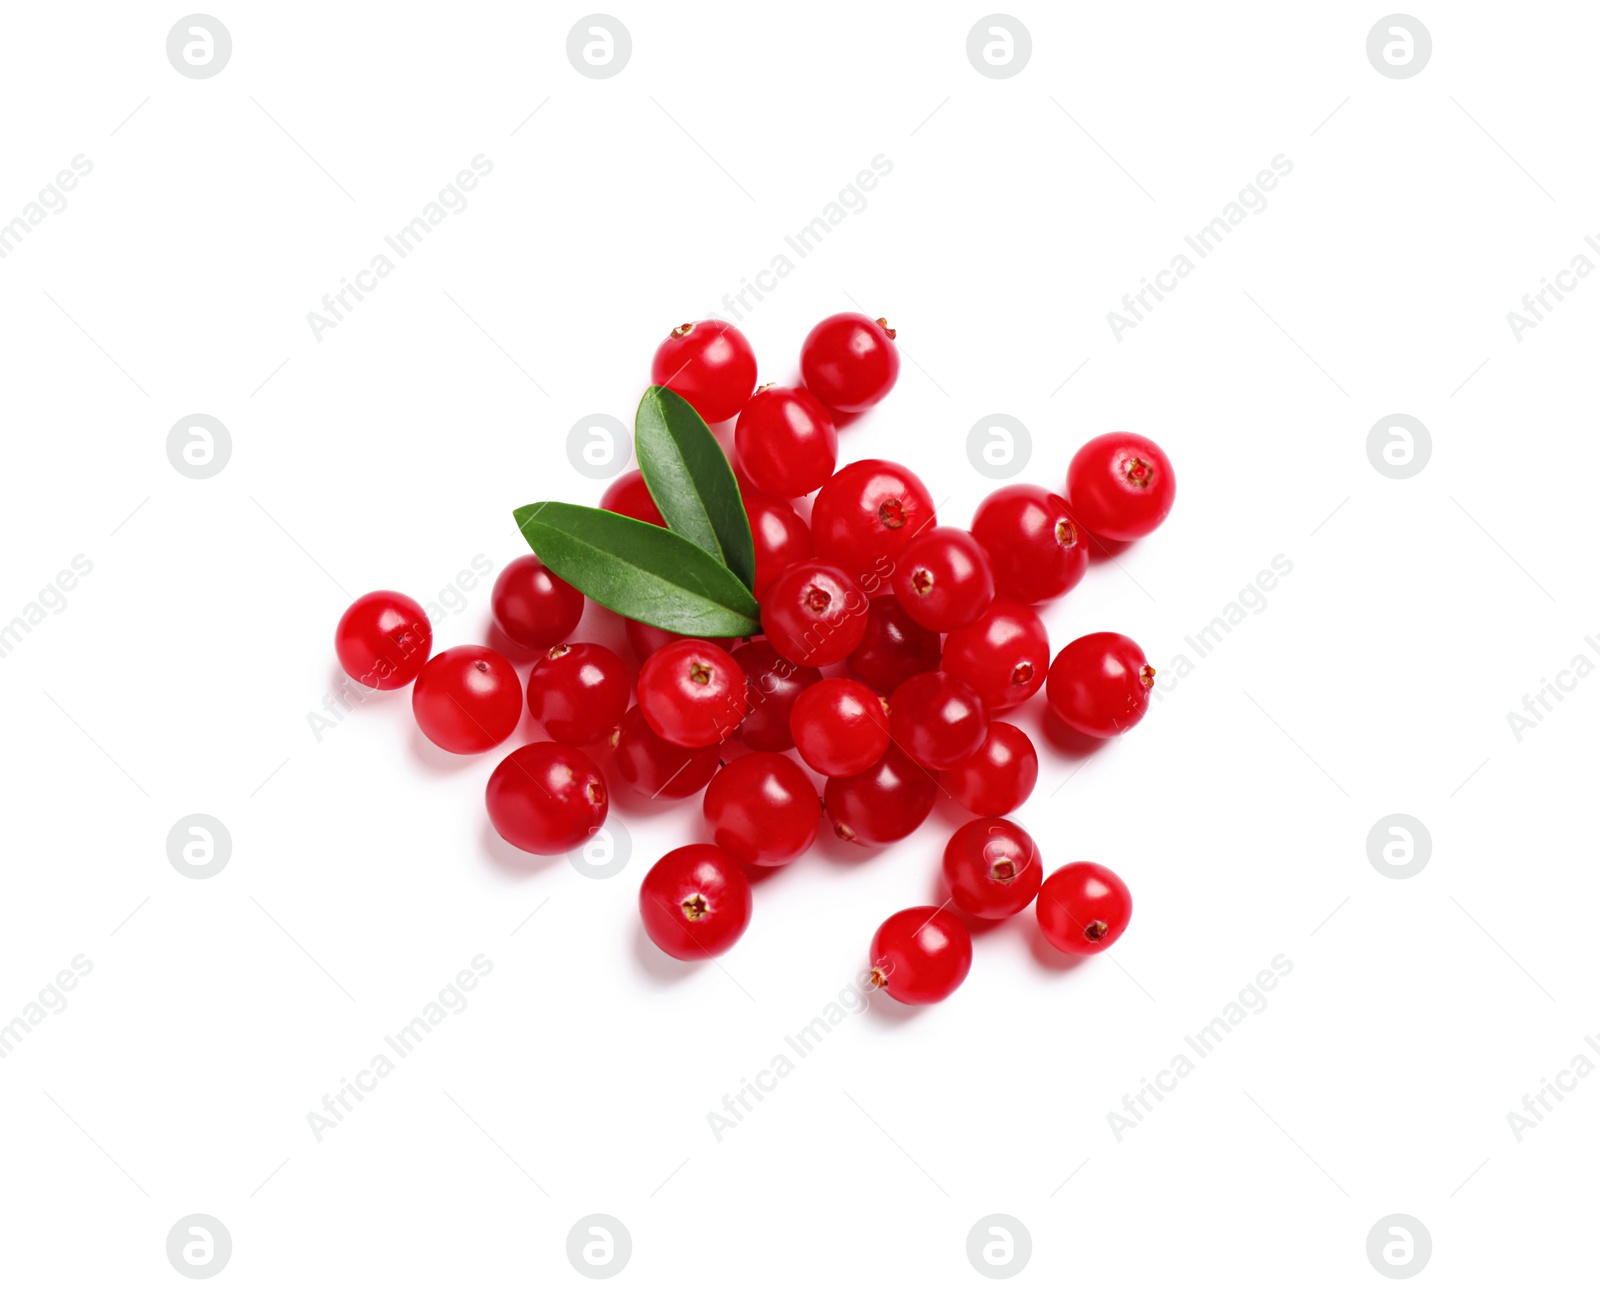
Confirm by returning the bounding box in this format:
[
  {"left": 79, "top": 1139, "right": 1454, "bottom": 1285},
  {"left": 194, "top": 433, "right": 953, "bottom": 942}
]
[
  {"left": 702, "top": 752, "right": 820, "bottom": 867},
  {"left": 525, "top": 642, "right": 630, "bottom": 746},
  {"left": 1045, "top": 632, "right": 1155, "bottom": 738},
  {"left": 639, "top": 844, "right": 752, "bottom": 960},
  {"left": 1065, "top": 432, "right": 1177, "bottom": 541},
  {"left": 651, "top": 320, "right": 758, "bottom": 424},
  {"left": 888, "top": 671, "right": 988, "bottom": 771},
  {"left": 940, "top": 600, "right": 1049, "bottom": 713},
  {"left": 892, "top": 527, "right": 995, "bottom": 632},
  {"left": 492, "top": 556, "right": 585, "bottom": 650},
  {"left": 732, "top": 640, "right": 821, "bottom": 752},
  {"left": 847, "top": 596, "right": 942, "bottom": 694},
  {"left": 800, "top": 313, "right": 900, "bottom": 413},
  {"left": 486, "top": 742, "right": 608, "bottom": 854},
  {"left": 736, "top": 385, "right": 838, "bottom": 498},
  {"left": 741, "top": 484, "right": 814, "bottom": 601},
  {"left": 609, "top": 707, "right": 722, "bottom": 799},
  {"left": 971, "top": 483, "right": 1089, "bottom": 603},
  {"left": 868, "top": 906, "right": 971, "bottom": 1004},
  {"left": 789, "top": 678, "right": 890, "bottom": 778},
  {"left": 760, "top": 560, "right": 869, "bottom": 668},
  {"left": 412, "top": 646, "right": 522, "bottom": 753},
  {"left": 637, "top": 639, "right": 749, "bottom": 748},
  {"left": 942, "top": 818, "right": 1043, "bottom": 920},
  {"left": 1037, "top": 862, "right": 1132, "bottom": 954},
  {"left": 335, "top": 590, "right": 432, "bottom": 689},
  {"left": 823, "top": 745, "right": 938, "bottom": 845},
  {"left": 810, "top": 459, "right": 936, "bottom": 588},
  {"left": 599, "top": 469, "right": 666, "bottom": 527},
  {"left": 941, "top": 721, "right": 1038, "bottom": 817}
]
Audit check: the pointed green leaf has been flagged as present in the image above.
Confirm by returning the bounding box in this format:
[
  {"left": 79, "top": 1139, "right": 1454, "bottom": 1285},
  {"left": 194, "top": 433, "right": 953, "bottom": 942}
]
[
  {"left": 634, "top": 385, "right": 756, "bottom": 590},
  {"left": 513, "top": 501, "right": 761, "bottom": 637}
]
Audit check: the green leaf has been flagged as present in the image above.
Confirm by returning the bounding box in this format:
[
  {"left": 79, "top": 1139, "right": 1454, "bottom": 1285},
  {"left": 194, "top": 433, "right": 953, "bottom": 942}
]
[
  {"left": 634, "top": 385, "right": 756, "bottom": 590},
  {"left": 513, "top": 501, "right": 761, "bottom": 638}
]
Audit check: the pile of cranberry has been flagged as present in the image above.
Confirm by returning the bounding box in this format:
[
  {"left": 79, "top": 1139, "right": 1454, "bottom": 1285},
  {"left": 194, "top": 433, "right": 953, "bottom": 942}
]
[{"left": 333, "top": 313, "right": 1175, "bottom": 1006}]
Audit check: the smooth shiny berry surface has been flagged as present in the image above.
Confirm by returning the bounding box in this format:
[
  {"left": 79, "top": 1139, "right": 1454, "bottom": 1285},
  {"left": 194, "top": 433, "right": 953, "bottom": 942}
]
[
  {"left": 868, "top": 906, "right": 972, "bottom": 1005},
  {"left": 732, "top": 640, "right": 821, "bottom": 752},
  {"left": 941, "top": 721, "right": 1038, "bottom": 817},
  {"left": 846, "top": 596, "right": 942, "bottom": 695},
  {"left": 741, "top": 484, "right": 814, "bottom": 600},
  {"left": 637, "top": 639, "right": 749, "bottom": 748},
  {"left": 736, "top": 385, "right": 838, "bottom": 498},
  {"left": 800, "top": 313, "right": 900, "bottom": 413},
  {"left": 971, "top": 483, "right": 1090, "bottom": 604},
  {"left": 525, "top": 642, "right": 630, "bottom": 746},
  {"left": 492, "top": 556, "right": 585, "bottom": 650},
  {"left": 702, "top": 752, "right": 820, "bottom": 867},
  {"left": 639, "top": 844, "right": 753, "bottom": 960},
  {"left": 760, "top": 560, "right": 869, "bottom": 668},
  {"left": 892, "top": 526, "right": 994, "bottom": 632},
  {"left": 609, "top": 707, "right": 722, "bottom": 799},
  {"left": 624, "top": 618, "right": 734, "bottom": 664},
  {"left": 1066, "top": 432, "right": 1177, "bottom": 541},
  {"left": 789, "top": 678, "right": 890, "bottom": 778},
  {"left": 599, "top": 469, "right": 666, "bottom": 528},
  {"left": 650, "top": 320, "right": 758, "bottom": 424},
  {"left": 810, "top": 459, "right": 936, "bottom": 587},
  {"left": 1045, "top": 632, "right": 1155, "bottom": 739},
  {"left": 335, "top": 590, "right": 432, "bottom": 690},
  {"left": 942, "top": 817, "right": 1043, "bottom": 920},
  {"left": 888, "top": 671, "right": 988, "bottom": 771},
  {"left": 823, "top": 745, "right": 937, "bottom": 846},
  {"left": 1036, "top": 862, "right": 1133, "bottom": 954},
  {"left": 940, "top": 600, "right": 1049, "bottom": 713},
  {"left": 412, "top": 646, "right": 522, "bottom": 753},
  {"left": 486, "top": 742, "right": 608, "bottom": 854}
]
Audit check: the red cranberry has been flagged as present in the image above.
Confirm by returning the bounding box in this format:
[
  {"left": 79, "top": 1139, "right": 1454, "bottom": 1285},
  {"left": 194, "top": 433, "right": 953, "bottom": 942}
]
[
  {"left": 736, "top": 385, "right": 838, "bottom": 498},
  {"left": 639, "top": 844, "right": 752, "bottom": 959},
  {"left": 823, "top": 745, "right": 937, "bottom": 845},
  {"left": 789, "top": 678, "right": 890, "bottom": 778},
  {"left": 800, "top": 313, "right": 900, "bottom": 413},
  {"left": 943, "top": 818, "right": 1043, "bottom": 920},
  {"left": 941, "top": 721, "right": 1038, "bottom": 817},
  {"left": 760, "top": 560, "right": 869, "bottom": 668},
  {"left": 940, "top": 600, "right": 1049, "bottom": 713},
  {"left": 599, "top": 469, "right": 665, "bottom": 527},
  {"left": 1045, "top": 632, "right": 1154, "bottom": 738},
  {"left": 732, "top": 640, "right": 821, "bottom": 752},
  {"left": 888, "top": 671, "right": 988, "bottom": 771},
  {"left": 971, "top": 483, "right": 1089, "bottom": 603},
  {"left": 1037, "top": 862, "right": 1133, "bottom": 954},
  {"left": 525, "top": 642, "right": 630, "bottom": 746},
  {"left": 868, "top": 906, "right": 971, "bottom": 1004},
  {"left": 810, "top": 459, "right": 936, "bottom": 587},
  {"left": 637, "top": 639, "right": 749, "bottom": 748},
  {"left": 486, "top": 742, "right": 608, "bottom": 854},
  {"left": 335, "top": 591, "right": 432, "bottom": 689},
  {"left": 702, "top": 752, "right": 820, "bottom": 867},
  {"left": 846, "top": 596, "right": 942, "bottom": 694},
  {"left": 650, "top": 320, "right": 758, "bottom": 424},
  {"left": 1065, "top": 432, "right": 1177, "bottom": 541},
  {"left": 492, "top": 556, "right": 585, "bottom": 650},
  {"left": 609, "top": 707, "right": 722, "bottom": 800}
]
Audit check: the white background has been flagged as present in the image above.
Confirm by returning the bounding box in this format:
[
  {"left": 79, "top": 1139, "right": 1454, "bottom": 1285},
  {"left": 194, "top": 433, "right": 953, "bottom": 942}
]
[{"left": 1, "top": 1, "right": 1596, "bottom": 1289}]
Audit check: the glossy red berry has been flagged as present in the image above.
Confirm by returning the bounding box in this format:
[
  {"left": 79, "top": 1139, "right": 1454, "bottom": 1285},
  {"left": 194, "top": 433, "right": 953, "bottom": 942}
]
[
  {"left": 736, "top": 385, "right": 838, "bottom": 498},
  {"left": 639, "top": 844, "right": 752, "bottom": 960},
  {"left": 525, "top": 642, "right": 630, "bottom": 746},
  {"left": 741, "top": 484, "right": 814, "bottom": 600},
  {"left": 412, "top": 646, "right": 522, "bottom": 753},
  {"left": 492, "top": 556, "right": 585, "bottom": 650},
  {"left": 1037, "top": 862, "right": 1133, "bottom": 954},
  {"left": 637, "top": 639, "right": 749, "bottom": 748},
  {"left": 943, "top": 818, "right": 1043, "bottom": 920},
  {"left": 623, "top": 618, "right": 734, "bottom": 663},
  {"left": 1046, "top": 632, "right": 1155, "bottom": 738},
  {"left": 1066, "top": 432, "right": 1177, "bottom": 541},
  {"left": 732, "top": 640, "right": 821, "bottom": 752},
  {"left": 888, "top": 671, "right": 988, "bottom": 771},
  {"left": 824, "top": 745, "right": 938, "bottom": 845},
  {"left": 868, "top": 906, "right": 971, "bottom": 1005},
  {"left": 789, "top": 678, "right": 890, "bottom": 777},
  {"left": 941, "top": 721, "right": 1038, "bottom": 817},
  {"left": 800, "top": 313, "right": 900, "bottom": 414},
  {"left": 892, "top": 527, "right": 995, "bottom": 632},
  {"left": 810, "top": 459, "right": 936, "bottom": 587},
  {"left": 702, "top": 752, "right": 820, "bottom": 867},
  {"left": 600, "top": 469, "right": 665, "bottom": 527},
  {"left": 335, "top": 590, "right": 432, "bottom": 689},
  {"left": 609, "top": 707, "right": 722, "bottom": 799},
  {"left": 651, "top": 320, "right": 758, "bottom": 424},
  {"left": 760, "top": 560, "right": 869, "bottom": 668},
  {"left": 846, "top": 596, "right": 942, "bottom": 694},
  {"left": 940, "top": 601, "right": 1049, "bottom": 713},
  {"left": 971, "top": 483, "right": 1089, "bottom": 603},
  {"left": 486, "top": 742, "right": 608, "bottom": 854}
]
